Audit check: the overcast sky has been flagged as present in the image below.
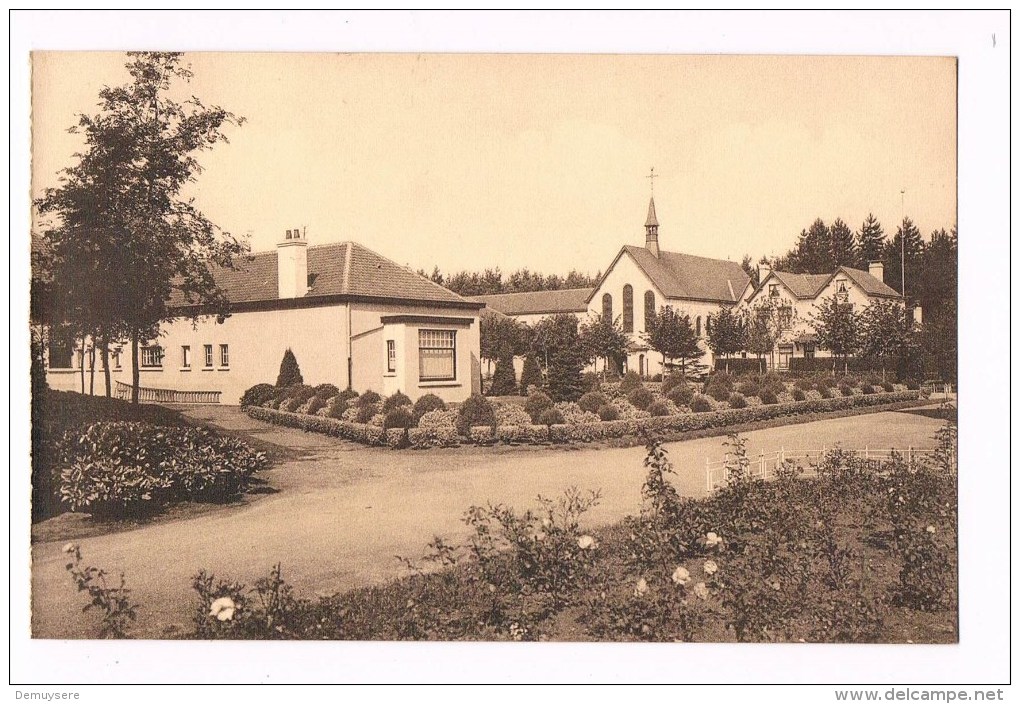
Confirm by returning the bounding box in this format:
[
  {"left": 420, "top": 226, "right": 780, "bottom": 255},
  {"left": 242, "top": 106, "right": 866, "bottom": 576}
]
[{"left": 32, "top": 52, "right": 956, "bottom": 276}]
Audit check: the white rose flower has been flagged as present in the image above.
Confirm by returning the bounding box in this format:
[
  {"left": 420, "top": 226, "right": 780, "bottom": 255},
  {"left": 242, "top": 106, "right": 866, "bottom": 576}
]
[
  {"left": 703, "top": 560, "right": 718, "bottom": 576},
  {"left": 693, "top": 582, "right": 710, "bottom": 600},
  {"left": 633, "top": 578, "right": 649, "bottom": 596},
  {"left": 577, "top": 535, "right": 596, "bottom": 550},
  {"left": 209, "top": 596, "right": 236, "bottom": 622},
  {"left": 671, "top": 566, "right": 691, "bottom": 586}
]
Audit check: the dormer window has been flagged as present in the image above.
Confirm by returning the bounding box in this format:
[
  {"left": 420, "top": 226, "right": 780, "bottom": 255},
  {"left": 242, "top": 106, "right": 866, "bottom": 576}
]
[
  {"left": 768, "top": 284, "right": 779, "bottom": 298},
  {"left": 835, "top": 278, "right": 849, "bottom": 300}
]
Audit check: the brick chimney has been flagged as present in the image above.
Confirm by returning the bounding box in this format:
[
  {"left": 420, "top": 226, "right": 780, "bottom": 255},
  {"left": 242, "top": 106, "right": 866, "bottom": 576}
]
[
  {"left": 758, "top": 262, "right": 772, "bottom": 284},
  {"left": 869, "top": 260, "right": 885, "bottom": 282},
  {"left": 277, "top": 227, "right": 308, "bottom": 299}
]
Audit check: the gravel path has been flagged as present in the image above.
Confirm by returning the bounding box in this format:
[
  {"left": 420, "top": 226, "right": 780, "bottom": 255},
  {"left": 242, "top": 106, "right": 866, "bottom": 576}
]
[{"left": 31, "top": 406, "right": 943, "bottom": 638}]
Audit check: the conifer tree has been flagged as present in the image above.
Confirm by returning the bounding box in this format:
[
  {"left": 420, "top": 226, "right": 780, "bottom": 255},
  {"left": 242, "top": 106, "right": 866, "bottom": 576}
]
[
  {"left": 828, "top": 218, "right": 856, "bottom": 268},
  {"left": 855, "top": 213, "right": 886, "bottom": 269},
  {"left": 276, "top": 348, "right": 303, "bottom": 387}
]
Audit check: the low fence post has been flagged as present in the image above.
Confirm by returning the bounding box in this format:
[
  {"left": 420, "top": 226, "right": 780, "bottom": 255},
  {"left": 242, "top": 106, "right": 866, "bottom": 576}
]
[{"left": 706, "top": 458, "right": 711, "bottom": 493}]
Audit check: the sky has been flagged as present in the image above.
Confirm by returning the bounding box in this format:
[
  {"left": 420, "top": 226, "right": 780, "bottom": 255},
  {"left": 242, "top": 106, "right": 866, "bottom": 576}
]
[{"left": 31, "top": 52, "right": 957, "bottom": 277}]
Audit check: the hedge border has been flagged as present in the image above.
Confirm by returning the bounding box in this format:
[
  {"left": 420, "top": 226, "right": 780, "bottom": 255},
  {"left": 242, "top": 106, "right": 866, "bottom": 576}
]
[{"left": 244, "top": 390, "right": 923, "bottom": 450}]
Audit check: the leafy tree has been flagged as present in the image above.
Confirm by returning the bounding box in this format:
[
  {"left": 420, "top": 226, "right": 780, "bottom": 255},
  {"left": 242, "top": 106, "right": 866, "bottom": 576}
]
[
  {"left": 920, "top": 299, "right": 957, "bottom": 383},
  {"left": 743, "top": 299, "right": 782, "bottom": 373},
  {"left": 644, "top": 306, "right": 702, "bottom": 378},
  {"left": 828, "top": 218, "right": 856, "bottom": 267},
  {"left": 489, "top": 355, "right": 518, "bottom": 396},
  {"left": 859, "top": 299, "right": 915, "bottom": 381},
  {"left": 519, "top": 353, "right": 544, "bottom": 395},
  {"left": 276, "top": 348, "right": 303, "bottom": 387},
  {"left": 706, "top": 306, "right": 746, "bottom": 373},
  {"left": 536, "top": 314, "right": 587, "bottom": 401},
  {"left": 35, "top": 52, "right": 247, "bottom": 404},
  {"left": 579, "top": 312, "right": 628, "bottom": 377},
  {"left": 479, "top": 310, "right": 527, "bottom": 373},
  {"left": 809, "top": 295, "right": 861, "bottom": 375},
  {"left": 855, "top": 213, "right": 886, "bottom": 268}
]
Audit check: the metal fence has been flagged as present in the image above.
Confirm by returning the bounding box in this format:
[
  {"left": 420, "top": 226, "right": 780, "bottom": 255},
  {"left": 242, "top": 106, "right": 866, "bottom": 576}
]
[
  {"left": 114, "top": 380, "right": 221, "bottom": 405},
  {"left": 705, "top": 445, "right": 945, "bottom": 493}
]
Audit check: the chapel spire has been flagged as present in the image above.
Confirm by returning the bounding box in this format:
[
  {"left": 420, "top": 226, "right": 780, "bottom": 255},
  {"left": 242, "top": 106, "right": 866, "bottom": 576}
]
[{"left": 644, "top": 167, "right": 660, "bottom": 257}]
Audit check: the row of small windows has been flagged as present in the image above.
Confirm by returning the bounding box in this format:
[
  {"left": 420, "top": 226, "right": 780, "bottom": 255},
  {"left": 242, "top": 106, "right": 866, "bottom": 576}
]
[
  {"left": 601, "top": 288, "right": 704, "bottom": 336},
  {"left": 141, "top": 344, "right": 229, "bottom": 370}
]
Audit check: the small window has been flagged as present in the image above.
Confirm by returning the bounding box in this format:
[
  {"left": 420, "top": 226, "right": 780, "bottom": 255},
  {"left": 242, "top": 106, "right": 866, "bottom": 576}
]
[
  {"left": 386, "top": 340, "right": 396, "bottom": 373},
  {"left": 768, "top": 284, "right": 779, "bottom": 297},
  {"left": 219, "top": 344, "right": 229, "bottom": 368},
  {"left": 836, "top": 279, "right": 848, "bottom": 294},
  {"left": 204, "top": 344, "right": 213, "bottom": 368},
  {"left": 47, "top": 332, "right": 75, "bottom": 369},
  {"left": 419, "top": 329, "right": 456, "bottom": 382},
  {"left": 111, "top": 348, "right": 122, "bottom": 369},
  {"left": 804, "top": 342, "right": 816, "bottom": 359},
  {"left": 141, "top": 345, "right": 164, "bottom": 368},
  {"left": 181, "top": 345, "right": 191, "bottom": 368}
]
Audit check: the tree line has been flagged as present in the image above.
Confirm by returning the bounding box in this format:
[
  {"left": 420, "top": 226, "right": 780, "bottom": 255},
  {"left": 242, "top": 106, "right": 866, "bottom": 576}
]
[{"left": 418, "top": 266, "right": 601, "bottom": 297}]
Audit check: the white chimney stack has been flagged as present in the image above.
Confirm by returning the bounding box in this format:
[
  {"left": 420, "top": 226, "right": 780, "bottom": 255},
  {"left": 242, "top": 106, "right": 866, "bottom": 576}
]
[
  {"left": 869, "top": 260, "right": 885, "bottom": 282},
  {"left": 277, "top": 228, "right": 308, "bottom": 299},
  {"left": 758, "top": 262, "right": 772, "bottom": 284}
]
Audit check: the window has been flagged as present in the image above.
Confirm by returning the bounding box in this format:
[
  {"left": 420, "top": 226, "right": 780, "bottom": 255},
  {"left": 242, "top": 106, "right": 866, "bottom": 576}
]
[
  {"left": 622, "top": 285, "right": 634, "bottom": 333},
  {"left": 835, "top": 278, "right": 849, "bottom": 300},
  {"left": 141, "top": 345, "right": 164, "bottom": 368},
  {"left": 419, "top": 329, "right": 456, "bottom": 381},
  {"left": 768, "top": 284, "right": 779, "bottom": 297},
  {"left": 111, "top": 348, "right": 122, "bottom": 369},
  {"left": 181, "top": 345, "right": 191, "bottom": 368},
  {"left": 804, "top": 342, "right": 816, "bottom": 359},
  {"left": 644, "top": 291, "right": 656, "bottom": 330},
  {"left": 386, "top": 340, "right": 396, "bottom": 373},
  {"left": 204, "top": 344, "right": 213, "bottom": 368},
  {"left": 696, "top": 316, "right": 702, "bottom": 337},
  {"left": 219, "top": 344, "right": 230, "bottom": 367},
  {"left": 778, "top": 305, "right": 794, "bottom": 331},
  {"left": 602, "top": 293, "right": 613, "bottom": 322},
  {"left": 47, "top": 333, "right": 75, "bottom": 369}
]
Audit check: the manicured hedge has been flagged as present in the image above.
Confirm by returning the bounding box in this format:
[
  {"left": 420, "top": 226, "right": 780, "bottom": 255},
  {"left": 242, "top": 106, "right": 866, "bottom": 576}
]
[{"left": 246, "top": 390, "right": 921, "bottom": 449}]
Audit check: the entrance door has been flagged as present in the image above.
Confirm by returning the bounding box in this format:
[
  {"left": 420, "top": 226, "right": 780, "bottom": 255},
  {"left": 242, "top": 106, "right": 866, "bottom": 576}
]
[
  {"left": 778, "top": 344, "right": 794, "bottom": 371},
  {"left": 639, "top": 354, "right": 645, "bottom": 378}
]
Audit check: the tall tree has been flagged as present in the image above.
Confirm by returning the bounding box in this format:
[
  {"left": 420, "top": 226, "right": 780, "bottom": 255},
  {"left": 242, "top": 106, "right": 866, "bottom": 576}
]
[
  {"left": 644, "top": 306, "right": 702, "bottom": 378},
  {"left": 828, "top": 218, "right": 856, "bottom": 268},
  {"left": 706, "top": 306, "right": 746, "bottom": 372},
  {"left": 809, "top": 295, "right": 861, "bottom": 375},
  {"left": 35, "top": 52, "right": 247, "bottom": 404},
  {"left": 743, "top": 298, "right": 782, "bottom": 373},
  {"left": 855, "top": 213, "right": 886, "bottom": 268},
  {"left": 534, "top": 314, "right": 587, "bottom": 402},
  {"left": 579, "top": 312, "right": 629, "bottom": 377},
  {"left": 790, "top": 218, "right": 833, "bottom": 273},
  {"left": 858, "top": 299, "right": 915, "bottom": 382}
]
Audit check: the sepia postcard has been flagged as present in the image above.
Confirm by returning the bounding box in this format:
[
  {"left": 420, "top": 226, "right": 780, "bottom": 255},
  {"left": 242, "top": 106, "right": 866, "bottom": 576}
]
[{"left": 11, "top": 9, "right": 1010, "bottom": 692}]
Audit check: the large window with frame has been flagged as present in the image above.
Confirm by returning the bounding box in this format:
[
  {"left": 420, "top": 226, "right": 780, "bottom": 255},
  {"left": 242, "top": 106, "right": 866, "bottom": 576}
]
[
  {"left": 622, "top": 285, "right": 634, "bottom": 333},
  {"left": 141, "top": 345, "right": 164, "bottom": 368},
  {"left": 386, "top": 340, "right": 396, "bottom": 373},
  {"left": 47, "top": 332, "right": 75, "bottom": 369},
  {"left": 602, "top": 293, "right": 613, "bottom": 321},
  {"left": 644, "top": 291, "right": 656, "bottom": 331},
  {"left": 419, "top": 329, "right": 456, "bottom": 381}
]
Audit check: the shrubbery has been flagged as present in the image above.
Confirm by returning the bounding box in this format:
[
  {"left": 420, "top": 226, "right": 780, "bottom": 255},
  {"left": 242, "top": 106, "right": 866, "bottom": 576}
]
[
  {"left": 456, "top": 394, "right": 496, "bottom": 436},
  {"left": 519, "top": 354, "right": 544, "bottom": 395},
  {"left": 728, "top": 392, "right": 747, "bottom": 409},
  {"left": 691, "top": 395, "right": 713, "bottom": 413},
  {"left": 241, "top": 383, "right": 276, "bottom": 408},
  {"left": 489, "top": 357, "right": 518, "bottom": 396},
  {"left": 578, "top": 392, "right": 608, "bottom": 414},
  {"left": 647, "top": 401, "right": 671, "bottom": 417},
  {"left": 661, "top": 374, "right": 687, "bottom": 397},
  {"left": 355, "top": 403, "right": 379, "bottom": 424},
  {"left": 384, "top": 407, "right": 414, "bottom": 430},
  {"left": 383, "top": 391, "right": 412, "bottom": 412},
  {"left": 57, "top": 421, "right": 269, "bottom": 518},
  {"left": 524, "top": 391, "right": 554, "bottom": 423},
  {"left": 597, "top": 404, "right": 620, "bottom": 421},
  {"left": 275, "top": 349, "right": 303, "bottom": 387},
  {"left": 358, "top": 390, "right": 382, "bottom": 407},
  {"left": 619, "top": 371, "right": 643, "bottom": 394},
  {"left": 412, "top": 393, "right": 447, "bottom": 423},
  {"left": 538, "top": 408, "right": 566, "bottom": 426},
  {"left": 761, "top": 389, "right": 779, "bottom": 405},
  {"left": 667, "top": 385, "right": 695, "bottom": 408},
  {"left": 792, "top": 389, "right": 806, "bottom": 402},
  {"left": 628, "top": 387, "right": 654, "bottom": 411}
]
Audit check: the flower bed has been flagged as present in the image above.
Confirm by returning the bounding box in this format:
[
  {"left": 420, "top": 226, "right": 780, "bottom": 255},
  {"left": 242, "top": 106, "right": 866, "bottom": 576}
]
[{"left": 244, "top": 390, "right": 922, "bottom": 449}]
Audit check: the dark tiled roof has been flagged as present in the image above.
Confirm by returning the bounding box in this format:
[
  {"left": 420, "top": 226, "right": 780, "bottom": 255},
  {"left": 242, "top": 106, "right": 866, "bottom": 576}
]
[
  {"left": 772, "top": 271, "right": 833, "bottom": 299},
  {"left": 467, "top": 288, "right": 594, "bottom": 316},
  {"left": 839, "top": 266, "right": 902, "bottom": 298},
  {"left": 614, "top": 245, "right": 750, "bottom": 303},
  {"left": 172, "top": 241, "right": 473, "bottom": 308}
]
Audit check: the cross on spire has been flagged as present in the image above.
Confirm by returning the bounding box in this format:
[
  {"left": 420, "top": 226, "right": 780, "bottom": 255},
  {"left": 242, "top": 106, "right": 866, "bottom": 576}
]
[{"left": 646, "top": 166, "right": 659, "bottom": 196}]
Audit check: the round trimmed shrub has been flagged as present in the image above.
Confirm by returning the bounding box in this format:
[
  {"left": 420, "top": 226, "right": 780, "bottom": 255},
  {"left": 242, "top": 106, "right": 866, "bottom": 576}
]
[
  {"left": 818, "top": 385, "right": 833, "bottom": 399},
  {"left": 881, "top": 381, "right": 895, "bottom": 392},
  {"left": 581, "top": 372, "right": 602, "bottom": 393},
  {"left": 839, "top": 384, "right": 854, "bottom": 397},
  {"left": 336, "top": 388, "right": 359, "bottom": 405},
  {"left": 355, "top": 402, "right": 380, "bottom": 424},
  {"left": 597, "top": 404, "right": 619, "bottom": 421},
  {"left": 667, "top": 385, "right": 695, "bottom": 408},
  {"left": 456, "top": 394, "right": 497, "bottom": 436},
  {"left": 792, "top": 389, "right": 806, "bottom": 402},
  {"left": 578, "top": 391, "right": 608, "bottom": 414},
  {"left": 691, "top": 395, "right": 713, "bottom": 413},
  {"left": 382, "top": 391, "right": 413, "bottom": 412},
  {"left": 305, "top": 396, "right": 328, "bottom": 415},
  {"left": 628, "top": 387, "right": 654, "bottom": 410},
  {"left": 412, "top": 393, "right": 447, "bottom": 422},
  {"left": 706, "top": 371, "right": 734, "bottom": 393},
  {"left": 314, "top": 383, "right": 340, "bottom": 399},
  {"left": 647, "top": 400, "right": 671, "bottom": 417},
  {"left": 383, "top": 407, "right": 414, "bottom": 430},
  {"left": 861, "top": 384, "right": 877, "bottom": 395},
  {"left": 240, "top": 383, "right": 276, "bottom": 408},
  {"left": 619, "top": 370, "right": 643, "bottom": 394},
  {"left": 661, "top": 373, "right": 686, "bottom": 396},
  {"left": 736, "top": 380, "right": 762, "bottom": 398},
  {"left": 537, "top": 408, "right": 565, "bottom": 426},
  {"left": 762, "top": 371, "right": 786, "bottom": 394},
  {"left": 283, "top": 384, "right": 316, "bottom": 412},
  {"left": 760, "top": 389, "right": 779, "bottom": 405},
  {"left": 706, "top": 384, "right": 731, "bottom": 402},
  {"left": 818, "top": 376, "right": 838, "bottom": 389},
  {"left": 794, "top": 378, "right": 814, "bottom": 391},
  {"left": 728, "top": 392, "right": 747, "bottom": 409},
  {"left": 357, "top": 390, "right": 382, "bottom": 407},
  {"left": 905, "top": 379, "right": 921, "bottom": 391},
  {"left": 524, "top": 390, "right": 554, "bottom": 423}
]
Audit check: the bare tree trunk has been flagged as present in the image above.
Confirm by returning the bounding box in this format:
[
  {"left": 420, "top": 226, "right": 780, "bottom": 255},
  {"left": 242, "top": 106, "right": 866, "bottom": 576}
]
[
  {"left": 88, "top": 343, "right": 95, "bottom": 396},
  {"left": 131, "top": 330, "right": 140, "bottom": 405},
  {"left": 100, "top": 334, "right": 111, "bottom": 397},
  {"left": 79, "top": 334, "right": 85, "bottom": 394}
]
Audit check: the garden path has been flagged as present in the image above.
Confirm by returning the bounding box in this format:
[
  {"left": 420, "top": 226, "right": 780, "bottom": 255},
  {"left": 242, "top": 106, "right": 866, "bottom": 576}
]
[{"left": 31, "top": 406, "right": 944, "bottom": 638}]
